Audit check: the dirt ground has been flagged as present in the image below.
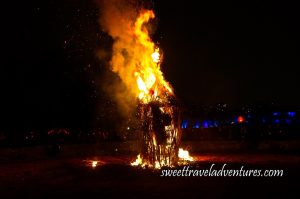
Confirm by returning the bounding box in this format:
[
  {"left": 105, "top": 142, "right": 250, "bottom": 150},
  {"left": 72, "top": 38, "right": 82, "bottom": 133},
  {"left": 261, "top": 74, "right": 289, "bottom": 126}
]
[{"left": 0, "top": 153, "right": 299, "bottom": 199}]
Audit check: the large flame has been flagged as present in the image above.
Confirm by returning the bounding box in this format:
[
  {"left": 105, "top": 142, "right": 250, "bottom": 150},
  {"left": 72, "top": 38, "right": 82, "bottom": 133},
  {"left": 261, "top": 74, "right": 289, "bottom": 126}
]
[{"left": 132, "top": 10, "right": 173, "bottom": 104}]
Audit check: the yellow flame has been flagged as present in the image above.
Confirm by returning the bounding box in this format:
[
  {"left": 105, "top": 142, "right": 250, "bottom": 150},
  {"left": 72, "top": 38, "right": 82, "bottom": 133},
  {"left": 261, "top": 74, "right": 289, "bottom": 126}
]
[
  {"left": 152, "top": 134, "right": 157, "bottom": 147},
  {"left": 146, "top": 73, "right": 156, "bottom": 89},
  {"left": 151, "top": 48, "right": 160, "bottom": 63},
  {"left": 137, "top": 76, "right": 147, "bottom": 93},
  {"left": 178, "top": 148, "right": 194, "bottom": 162},
  {"left": 131, "top": 154, "right": 143, "bottom": 166},
  {"left": 155, "top": 161, "right": 161, "bottom": 169},
  {"left": 132, "top": 10, "right": 173, "bottom": 104},
  {"left": 131, "top": 148, "right": 194, "bottom": 169}
]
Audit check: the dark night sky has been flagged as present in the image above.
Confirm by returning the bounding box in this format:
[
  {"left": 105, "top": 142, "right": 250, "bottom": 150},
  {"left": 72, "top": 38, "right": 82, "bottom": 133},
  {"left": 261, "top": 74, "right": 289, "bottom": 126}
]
[{"left": 2, "top": 0, "right": 300, "bottom": 129}]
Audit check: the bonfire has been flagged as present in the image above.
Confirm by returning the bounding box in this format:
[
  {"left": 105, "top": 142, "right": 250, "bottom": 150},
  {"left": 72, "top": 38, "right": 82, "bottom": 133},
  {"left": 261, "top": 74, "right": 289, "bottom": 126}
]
[
  {"left": 126, "top": 10, "right": 192, "bottom": 168},
  {"left": 99, "top": 2, "right": 193, "bottom": 168}
]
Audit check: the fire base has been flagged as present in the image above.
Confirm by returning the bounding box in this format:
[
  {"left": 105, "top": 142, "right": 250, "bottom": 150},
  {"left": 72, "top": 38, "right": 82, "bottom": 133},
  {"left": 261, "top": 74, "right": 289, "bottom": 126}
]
[{"left": 137, "top": 99, "right": 181, "bottom": 168}]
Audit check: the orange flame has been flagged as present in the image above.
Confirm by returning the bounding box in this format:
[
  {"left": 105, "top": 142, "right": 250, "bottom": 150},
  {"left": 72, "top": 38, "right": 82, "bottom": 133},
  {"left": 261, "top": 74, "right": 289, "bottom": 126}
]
[
  {"left": 131, "top": 10, "right": 173, "bottom": 104},
  {"left": 107, "top": 9, "right": 173, "bottom": 104}
]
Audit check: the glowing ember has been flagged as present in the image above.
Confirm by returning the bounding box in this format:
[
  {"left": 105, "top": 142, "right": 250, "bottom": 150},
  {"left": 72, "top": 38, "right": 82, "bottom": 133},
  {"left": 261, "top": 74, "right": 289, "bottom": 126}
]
[
  {"left": 92, "top": 161, "right": 98, "bottom": 168},
  {"left": 238, "top": 116, "right": 245, "bottom": 123},
  {"left": 84, "top": 160, "right": 101, "bottom": 168}
]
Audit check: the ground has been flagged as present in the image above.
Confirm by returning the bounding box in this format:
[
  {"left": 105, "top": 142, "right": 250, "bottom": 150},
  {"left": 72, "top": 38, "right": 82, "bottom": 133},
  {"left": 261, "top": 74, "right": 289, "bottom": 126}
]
[{"left": 0, "top": 152, "right": 299, "bottom": 198}]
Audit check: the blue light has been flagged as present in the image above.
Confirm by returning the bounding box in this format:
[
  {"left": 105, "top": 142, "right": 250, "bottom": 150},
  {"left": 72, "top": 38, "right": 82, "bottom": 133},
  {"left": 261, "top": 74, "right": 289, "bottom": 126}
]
[
  {"left": 287, "top": 112, "right": 296, "bottom": 117},
  {"left": 274, "top": 119, "right": 280, "bottom": 124},
  {"left": 203, "top": 121, "right": 209, "bottom": 128},
  {"left": 273, "top": 112, "right": 280, "bottom": 116},
  {"left": 262, "top": 117, "right": 267, "bottom": 124},
  {"left": 181, "top": 120, "right": 188, "bottom": 129},
  {"left": 193, "top": 121, "right": 200, "bottom": 129},
  {"left": 285, "top": 119, "right": 292, "bottom": 125}
]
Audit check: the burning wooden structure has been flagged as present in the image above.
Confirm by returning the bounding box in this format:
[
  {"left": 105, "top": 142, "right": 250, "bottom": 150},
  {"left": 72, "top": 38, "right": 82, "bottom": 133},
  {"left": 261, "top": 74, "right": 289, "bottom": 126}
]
[
  {"left": 136, "top": 96, "right": 181, "bottom": 168},
  {"left": 99, "top": 6, "right": 193, "bottom": 168}
]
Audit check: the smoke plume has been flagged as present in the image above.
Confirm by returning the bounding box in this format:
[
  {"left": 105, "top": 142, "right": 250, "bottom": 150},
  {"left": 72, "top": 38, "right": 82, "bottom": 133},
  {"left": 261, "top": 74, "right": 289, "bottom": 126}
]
[{"left": 97, "top": 0, "right": 156, "bottom": 117}]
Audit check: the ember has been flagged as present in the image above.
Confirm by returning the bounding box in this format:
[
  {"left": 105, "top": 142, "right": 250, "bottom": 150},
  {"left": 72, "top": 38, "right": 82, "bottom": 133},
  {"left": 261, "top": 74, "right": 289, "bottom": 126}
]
[
  {"left": 83, "top": 160, "right": 102, "bottom": 168},
  {"left": 92, "top": 161, "right": 98, "bottom": 168}
]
